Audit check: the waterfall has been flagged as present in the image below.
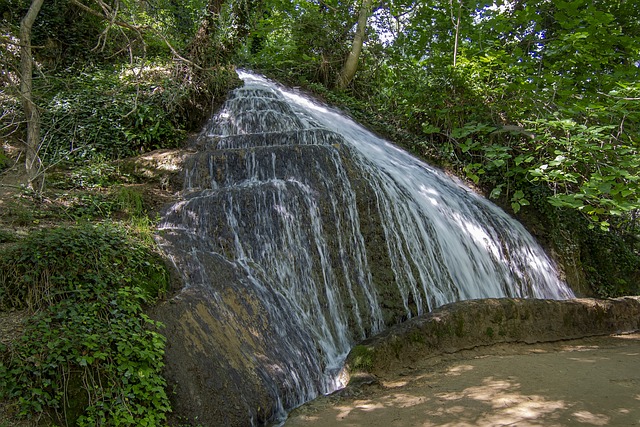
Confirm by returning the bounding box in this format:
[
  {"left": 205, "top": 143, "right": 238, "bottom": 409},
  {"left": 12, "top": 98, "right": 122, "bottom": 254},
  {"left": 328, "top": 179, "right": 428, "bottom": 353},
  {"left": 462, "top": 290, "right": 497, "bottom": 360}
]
[{"left": 157, "top": 71, "right": 574, "bottom": 425}]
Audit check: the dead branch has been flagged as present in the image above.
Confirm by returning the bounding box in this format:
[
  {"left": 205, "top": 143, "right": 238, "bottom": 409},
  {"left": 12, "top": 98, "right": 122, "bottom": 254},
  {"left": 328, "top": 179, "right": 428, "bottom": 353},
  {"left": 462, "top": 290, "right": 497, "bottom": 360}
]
[{"left": 68, "top": 0, "right": 206, "bottom": 70}]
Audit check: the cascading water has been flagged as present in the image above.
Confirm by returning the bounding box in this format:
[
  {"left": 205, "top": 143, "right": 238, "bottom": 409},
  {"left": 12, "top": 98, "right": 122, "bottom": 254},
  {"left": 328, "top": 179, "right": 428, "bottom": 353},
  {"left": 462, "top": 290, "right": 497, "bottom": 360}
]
[{"left": 157, "top": 71, "right": 574, "bottom": 425}]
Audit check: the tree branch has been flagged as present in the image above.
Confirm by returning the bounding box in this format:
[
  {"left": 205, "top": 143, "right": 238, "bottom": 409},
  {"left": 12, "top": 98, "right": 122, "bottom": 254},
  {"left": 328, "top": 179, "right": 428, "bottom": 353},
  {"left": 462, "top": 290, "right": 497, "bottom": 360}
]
[
  {"left": 68, "top": 0, "right": 141, "bottom": 33},
  {"left": 67, "top": 0, "right": 206, "bottom": 70},
  {"left": 0, "top": 34, "right": 44, "bottom": 49}
]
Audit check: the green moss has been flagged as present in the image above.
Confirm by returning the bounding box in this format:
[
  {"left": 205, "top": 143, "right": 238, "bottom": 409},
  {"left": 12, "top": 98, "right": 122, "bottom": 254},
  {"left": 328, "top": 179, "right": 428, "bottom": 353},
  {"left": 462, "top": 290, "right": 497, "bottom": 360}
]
[
  {"left": 562, "top": 312, "right": 574, "bottom": 327},
  {"left": 349, "top": 345, "right": 375, "bottom": 372},
  {"left": 492, "top": 310, "right": 505, "bottom": 324},
  {"left": 433, "top": 322, "right": 448, "bottom": 338},
  {"left": 409, "top": 330, "right": 425, "bottom": 344},
  {"left": 592, "top": 305, "right": 608, "bottom": 324},
  {"left": 454, "top": 316, "right": 465, "bottom": 338}
]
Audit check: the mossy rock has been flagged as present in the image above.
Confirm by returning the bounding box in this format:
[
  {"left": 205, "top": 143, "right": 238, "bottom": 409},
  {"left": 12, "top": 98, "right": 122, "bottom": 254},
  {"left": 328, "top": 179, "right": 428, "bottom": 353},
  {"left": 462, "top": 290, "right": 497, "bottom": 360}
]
[{"left": 348, "top": 345, "right": 375, "bottom": 372}]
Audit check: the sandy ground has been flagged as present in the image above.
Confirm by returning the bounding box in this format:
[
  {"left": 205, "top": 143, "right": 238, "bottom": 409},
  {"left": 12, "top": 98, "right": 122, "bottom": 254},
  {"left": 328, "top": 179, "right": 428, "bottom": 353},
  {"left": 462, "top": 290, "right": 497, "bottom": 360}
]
[{"left": 285, "top": 333, "right": 640, "bottom": 427}]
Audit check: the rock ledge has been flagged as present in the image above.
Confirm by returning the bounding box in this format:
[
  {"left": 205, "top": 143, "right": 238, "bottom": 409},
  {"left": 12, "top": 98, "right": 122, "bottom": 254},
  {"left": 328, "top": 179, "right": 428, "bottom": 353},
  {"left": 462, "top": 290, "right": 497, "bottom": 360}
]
[{"left": 347, "top": 297, "right": 640, "bottom": 376}]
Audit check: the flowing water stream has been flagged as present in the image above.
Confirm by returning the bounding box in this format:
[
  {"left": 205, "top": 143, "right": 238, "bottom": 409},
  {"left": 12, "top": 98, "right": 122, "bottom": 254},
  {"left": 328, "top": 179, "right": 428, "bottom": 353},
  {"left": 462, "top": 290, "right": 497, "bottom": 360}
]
[{"left": 157, "top": 71, "right": 574, "bottom": 424}]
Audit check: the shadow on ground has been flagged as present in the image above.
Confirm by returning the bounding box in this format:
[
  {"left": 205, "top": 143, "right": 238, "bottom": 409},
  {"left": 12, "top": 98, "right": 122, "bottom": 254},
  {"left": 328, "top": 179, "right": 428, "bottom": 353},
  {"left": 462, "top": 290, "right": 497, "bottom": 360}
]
[{"left": 286, "top": 333, "right": 640, "bottom": 426}]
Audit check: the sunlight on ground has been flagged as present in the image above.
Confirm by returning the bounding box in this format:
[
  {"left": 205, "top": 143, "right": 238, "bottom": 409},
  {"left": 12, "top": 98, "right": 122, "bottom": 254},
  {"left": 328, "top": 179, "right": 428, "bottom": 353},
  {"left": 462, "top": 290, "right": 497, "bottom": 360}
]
[
  {"left": 567, "top": 356, "right": 602, "bottom": 363},
  {"left": 572, "top": 410, "right": 610, "bottom": 425},
  {"left": 435, "top": 376, "right": 568, "bottom": 425},
  {"left": 386, "top": 393, "right": 427, "bottom": 408},
  {"left": 286, "top": 334, "right": 640, "bottom": 427},
  {"left": 383, "top": 380, "right": 409, "bottom": 388},
  {"left": 444, "top": 364, "right": 475, "bottom": 376},
  {"left": 560, "top": 345, "right": 601, "bottom": 351},
  {"left": 614, "top": 333, "right": 640, "bottom": 340},
  {"left": 314, "top": 376, "right": 575, "bottom": 427}
]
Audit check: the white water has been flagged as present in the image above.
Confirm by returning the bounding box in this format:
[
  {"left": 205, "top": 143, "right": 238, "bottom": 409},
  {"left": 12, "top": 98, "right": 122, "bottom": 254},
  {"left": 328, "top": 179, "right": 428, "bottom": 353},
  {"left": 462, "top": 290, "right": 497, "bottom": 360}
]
[
  {"left": 274, "top": 78, "right": 573, "bottom": 304},
  {"left": 159, "top": 71, "right": 574, "bottom": 424}
]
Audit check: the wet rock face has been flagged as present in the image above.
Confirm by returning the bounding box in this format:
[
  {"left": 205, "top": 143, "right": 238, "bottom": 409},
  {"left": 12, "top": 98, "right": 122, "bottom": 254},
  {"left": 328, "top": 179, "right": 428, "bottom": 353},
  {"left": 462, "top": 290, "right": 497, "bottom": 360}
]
[
  {"left": 153, "top": 143, "right": 394, "bottom": 426},
  {"left": 152, "top": 74, "right": 575, "bottom": 426},
  {"left": 153, "top": 91, "right": 394, "bottom": 425},
  {"left": 350, "top": 297, "right": 640, "bottom": 376},
  {"left": 150, "top": 255, "right": 277, "bottom": 426}
]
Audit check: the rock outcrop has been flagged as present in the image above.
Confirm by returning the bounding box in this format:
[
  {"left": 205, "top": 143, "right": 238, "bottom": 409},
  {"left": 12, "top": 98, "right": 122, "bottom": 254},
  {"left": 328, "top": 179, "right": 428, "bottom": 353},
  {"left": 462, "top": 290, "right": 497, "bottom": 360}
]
[{"left": 346, "top": 297, "right": 640, "bottom": 377}]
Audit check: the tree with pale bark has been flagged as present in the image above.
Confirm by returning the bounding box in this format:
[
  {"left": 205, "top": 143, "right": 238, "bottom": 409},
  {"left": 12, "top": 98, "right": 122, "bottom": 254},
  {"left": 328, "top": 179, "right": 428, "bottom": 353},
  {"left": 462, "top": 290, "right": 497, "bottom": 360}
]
[
  {"left": 4, "top": 0, "right": 254, "bottom": 191},
  {"left": 19, "top": 0, "right": 45, "bottom": 191},
  {"left": 336, "top": 0, "right": 373, "bottom": 89}
]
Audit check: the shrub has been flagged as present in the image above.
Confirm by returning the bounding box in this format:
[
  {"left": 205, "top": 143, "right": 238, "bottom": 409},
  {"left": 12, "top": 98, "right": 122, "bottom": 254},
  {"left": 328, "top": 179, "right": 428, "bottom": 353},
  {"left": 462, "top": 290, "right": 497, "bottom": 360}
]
[
  {"left": 37, "top": 64, "right": 185, "bottom": 162},
  {"left": 0, "top": 222, "right": 166, "bottom": 310},
  {"left": 0, "top": 223, "right": 170, "bottom": 425}
]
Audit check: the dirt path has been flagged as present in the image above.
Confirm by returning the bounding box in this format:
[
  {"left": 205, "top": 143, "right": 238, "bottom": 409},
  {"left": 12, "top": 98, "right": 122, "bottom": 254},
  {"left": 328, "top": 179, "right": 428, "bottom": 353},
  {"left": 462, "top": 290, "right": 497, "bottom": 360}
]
[{"left": 286, "top": 333, "right": 640, "bottom": 427}]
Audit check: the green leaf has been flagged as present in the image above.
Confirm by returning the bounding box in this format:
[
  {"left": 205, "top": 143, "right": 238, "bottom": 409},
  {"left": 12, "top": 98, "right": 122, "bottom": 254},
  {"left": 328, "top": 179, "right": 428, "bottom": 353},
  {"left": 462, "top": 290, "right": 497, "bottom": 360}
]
[
  {"left": 422, "top": 123, "right": 441, "bottom": 134},
  {"left": 489, "top": 186, "right": 503, "bottom": 199}
]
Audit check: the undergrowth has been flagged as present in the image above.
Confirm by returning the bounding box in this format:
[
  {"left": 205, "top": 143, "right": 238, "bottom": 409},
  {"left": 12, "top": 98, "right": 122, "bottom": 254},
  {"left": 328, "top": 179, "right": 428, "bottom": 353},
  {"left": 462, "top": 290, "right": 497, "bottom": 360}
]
[
  {"left": 36, "top": 62, "right": 186, "bottom": 162},
  {"left": 0, "top": 222, "right": 170, "bottom": 425}
]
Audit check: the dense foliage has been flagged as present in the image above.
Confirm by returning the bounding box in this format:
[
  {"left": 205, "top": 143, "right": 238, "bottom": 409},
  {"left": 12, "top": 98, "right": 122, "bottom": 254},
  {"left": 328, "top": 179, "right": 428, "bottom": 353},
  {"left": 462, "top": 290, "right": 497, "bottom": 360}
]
[
  {"left": 3, "top": 1, "right": 637, "bottom": 230},
  {"left": 244, "top": 0, "right": 640, "bottom": 230},
  {"left": 0, "top": 1, "right": 247, "bottom": 423},
  {"left": 241, "top": 0, "right": 640, "bottom": 296},
  {"left": 0, "top": 0, "right": 242, "bottom": 167},
  {"left": 0, "top": 1, "right": 638, "bottom": 422},
  {"left": 9, "top": 0, "right": 635, "bottom": 233},
  {"left": 0, "top": 223, "right": 170, "bottom": 425}
]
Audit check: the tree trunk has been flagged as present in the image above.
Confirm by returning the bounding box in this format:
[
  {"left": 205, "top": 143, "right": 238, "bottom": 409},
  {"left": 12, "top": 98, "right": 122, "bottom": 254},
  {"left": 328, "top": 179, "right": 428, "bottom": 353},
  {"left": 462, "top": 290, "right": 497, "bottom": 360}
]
[
  {"left": 336, "top": 0, "right": 373, "bottom": 89},
  {"left": 20, "top": 0, "right": 45, "bottom": 191},
  {"left": 451, "top": 0, "right": 462, "bottom": 67}
]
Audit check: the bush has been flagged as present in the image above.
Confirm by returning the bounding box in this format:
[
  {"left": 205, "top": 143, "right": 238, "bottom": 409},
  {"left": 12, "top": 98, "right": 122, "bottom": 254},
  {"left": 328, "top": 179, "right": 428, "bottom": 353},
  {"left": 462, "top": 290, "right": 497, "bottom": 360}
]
[
  {"left": 37, "top": 63, "right": 186, "bottom": 162},
  {"left": 0, "top": 223, "right": 170, "bottom": 425},
  {"left": 0, "top": 222, "right": 166, "bottom": 310}
]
